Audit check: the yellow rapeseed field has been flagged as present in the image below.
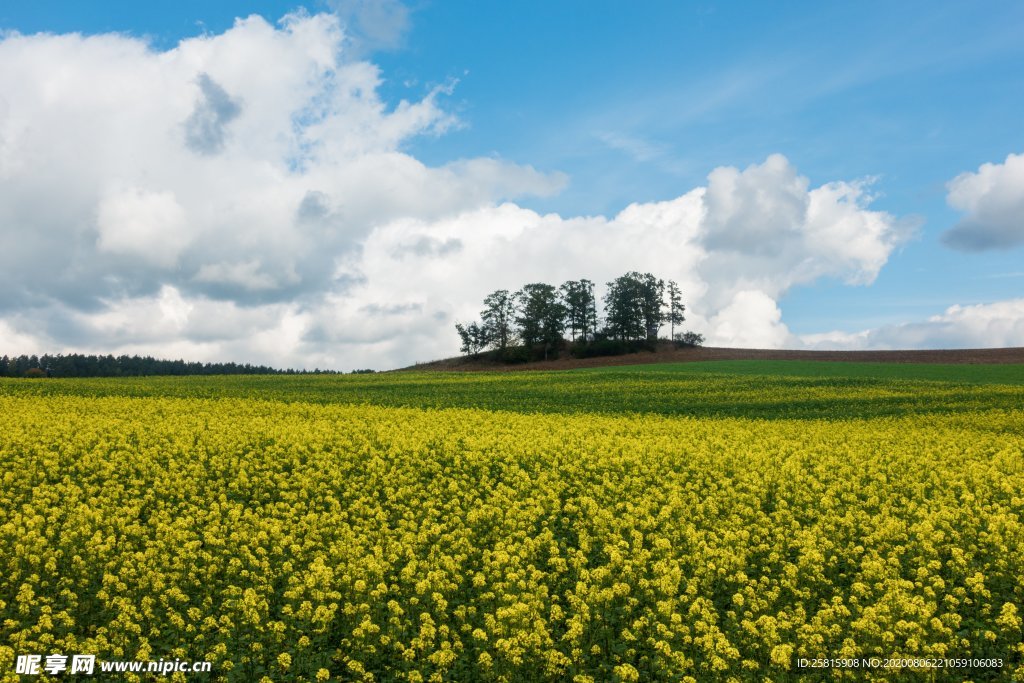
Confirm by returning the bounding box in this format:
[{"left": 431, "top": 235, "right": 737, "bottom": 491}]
[{"left": 1, "top": 374, "right": 1022, "bottom": 681}]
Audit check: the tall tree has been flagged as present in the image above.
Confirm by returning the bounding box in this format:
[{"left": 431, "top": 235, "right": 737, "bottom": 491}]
[
  {"left": 604, "top": 273, "right": 646, "bottom": 341},
  {"left": 665, "top": 280, "right": 686, "bottom": 340},
  {"left": 515, "top": 283, "right": 566, "bottom": 360},
  {"left": 638, "top": 273, "right": 665, "bottom": 342},
  {"left": 481, "top": 289, "right": 516, "bottom": 351},
  {"left": 560, "top": 279, "right": 598, "bottom": 343},
  {"left": 581, "top": 279, "right": 599, "bottom": 343}
]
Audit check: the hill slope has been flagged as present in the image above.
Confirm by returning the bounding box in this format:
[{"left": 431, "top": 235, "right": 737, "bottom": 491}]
[{"left": 405, "top": 345, "right": 1024, "bottom": 371}]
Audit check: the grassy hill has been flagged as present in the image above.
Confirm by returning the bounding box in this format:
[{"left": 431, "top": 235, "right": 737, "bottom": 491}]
[{"left": 406, "top": 344, "right": 1024, "bottom": 372}]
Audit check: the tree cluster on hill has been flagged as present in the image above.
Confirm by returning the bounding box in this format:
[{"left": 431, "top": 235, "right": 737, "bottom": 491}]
[
  {"left": 0, "top": 353, "right": 333, "bottom": 378},
  {"left": 456, "top": 272, "right": 703, "bottom": 363}
]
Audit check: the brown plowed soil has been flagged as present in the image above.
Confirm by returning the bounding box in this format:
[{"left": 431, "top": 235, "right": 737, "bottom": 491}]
[{"left": 402, "top": 345, "right": 1024, "bottom": 372}]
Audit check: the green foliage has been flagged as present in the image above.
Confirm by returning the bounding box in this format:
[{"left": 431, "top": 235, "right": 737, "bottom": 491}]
[
  {"left": 673, "top": 331, "right": 704, "bottom": 347},
  {"left": 665, "top": 280, "right": 685, "bottom": 339},
  {"left": 481, "top": 289, "right": 517, "bottom": 351},
  {"left": 611, "top": 359, "right": 1024, "bottom": 384},
  {"left": 603, "top": 272, "right": 663, "bottom": 342},
  {"left": 455, "top": 321, "right": 490, "bottom": 356},
  {"left": 560, "top": 279, "right": 598, "bottom": 343},
  {"left": 0, "top": 352, "right": 291, "bottom": 377},
  {"left": 515, "top": 283, "right": 566, "bottom": 360},
  {"left": 5, "top": 361, "right": 1024, "bottom": 420},
  {"left": 460, "top": 273, "right": 682, "bottom": 362},
  {"left": 602, "top": 274, "right": 645, "bottom": 341},
  {"left": 569, "top": 339, "right": 656, "bottom": 359},
  {"left": 496, "top": 344, "right": 532, "bottom": 364}
]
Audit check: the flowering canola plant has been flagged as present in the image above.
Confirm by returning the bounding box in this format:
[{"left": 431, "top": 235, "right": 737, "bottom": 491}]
[{"left": 0, "top": 373, "right": 1022, "bottom": 681}]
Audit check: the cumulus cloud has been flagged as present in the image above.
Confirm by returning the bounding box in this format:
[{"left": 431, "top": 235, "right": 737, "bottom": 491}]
[
  {"left": 0, "top": 13, "right": 916, "bottom": 369},
  {"left": 0, "top": 14, "right": 560, "bottom": 309},
  {"left": 95, "top": 187, "right": 190, "bottom": 267},
  {"left": 695, "top": 154, "right": 915, "bottom": 313},
  {"left": 706, "top": 291, "right": 795, "bottom": 349},
  {"left": 943, "top": 152, "right": 1024, "bottom": 251},
  {"left": 329, "top": 155, "right": 909, "bottom": 365},
  {"left": 183, "top": 73, "right": 243, "bottom": 154},
  {"left": 802, "top": 299, "right": 1024, "bottom": 350}
]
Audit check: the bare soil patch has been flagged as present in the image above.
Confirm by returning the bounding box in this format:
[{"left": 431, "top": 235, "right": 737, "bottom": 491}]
[{"left": 402, "top": 345, "right": 1024, "bottom": 372}]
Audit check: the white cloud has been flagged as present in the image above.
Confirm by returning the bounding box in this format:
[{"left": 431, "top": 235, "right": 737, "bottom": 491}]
[
  {"left": 96, "top": 188, "right": 190, "bottom": 267},
  {"left": 0, "top": 14, "right": 916, "bottom": 369},
  {"left": 0, "top": 320, "right": 42, "bottom": 356},
  {"left": 943, "top": 152, "right": 1024, "bottom": 251},
  {"left": 695, "top": 155, "right": 916, "bottom": 312},
  {"left": 706, "top": 291, "right": 795, "bottom": 349},
  {"left": 802, "top": 299, "right": 1024, "bottom": 350},
  {"left": 322, "top": 155, "right": 907, "bottom": 363},
  {"left": 701, "top": 153, "right": 810, "bottom": 254},
  {"left": 0, "top": 14, "right": 561, "bottom": 309},
  {"left": 327, "top": 0, "right": 411, "bottom": 54},
  {"left": 194, "top": 260, "right": 297, "bottom": 291}
]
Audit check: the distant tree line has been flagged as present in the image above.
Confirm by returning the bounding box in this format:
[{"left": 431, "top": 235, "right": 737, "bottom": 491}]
[
  {"left": 456, "top": 271, "right": 704, "bottom": 363},
  {"left": 0, "top": 353, "right": 340, "bottom": 378}
]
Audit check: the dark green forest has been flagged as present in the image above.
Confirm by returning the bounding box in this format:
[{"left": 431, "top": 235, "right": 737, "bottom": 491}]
[{"left": 0, "top": 353, "right": 335, "bottom": 378}]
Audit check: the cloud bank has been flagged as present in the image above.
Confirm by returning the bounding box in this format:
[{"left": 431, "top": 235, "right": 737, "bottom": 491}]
[
  {"left": 0, "top": 12, "right": 936, "bottom": 369},
  {"left": 802, "top": 299, "right": 1024, "bottom": 350},
  {"left": 943, "top": 152, "right": 1024, "bottom": 251}
]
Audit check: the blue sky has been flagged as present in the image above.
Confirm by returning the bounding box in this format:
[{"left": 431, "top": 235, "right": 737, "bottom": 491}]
[
  {"left": 392, "top": 2, "right": 1024, "bottom": 332},
  {"left": 1, "top": 1, "right": 1023, "bottom": 367}
]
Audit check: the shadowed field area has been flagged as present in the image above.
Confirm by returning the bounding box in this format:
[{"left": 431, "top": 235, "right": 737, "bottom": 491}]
[{"left": 3, "top": 358, "right": 1024, "bottom": 420}]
